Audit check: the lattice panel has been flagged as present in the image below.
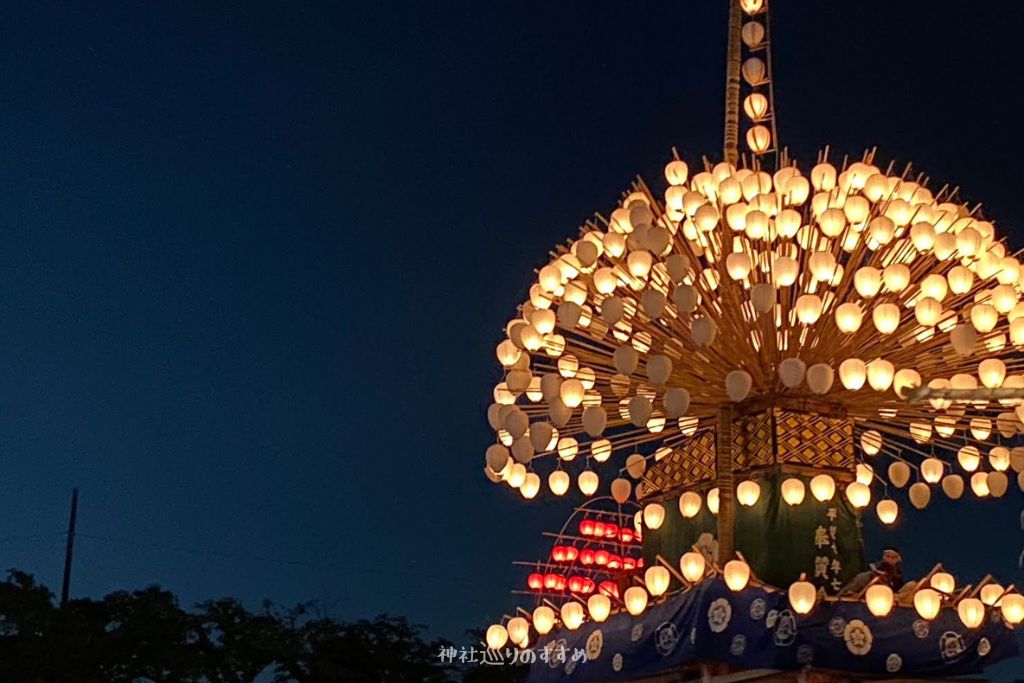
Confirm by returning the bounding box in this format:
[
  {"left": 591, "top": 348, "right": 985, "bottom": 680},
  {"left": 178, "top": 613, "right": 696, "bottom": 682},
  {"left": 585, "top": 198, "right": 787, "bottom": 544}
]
[
  {"left": 732, "top": 410, "right": 773, "bottom": 470},
  {"left": 775, "top": 409, "right": 853, "bottom": 470},
  {"left": 639, "top": 429, "right": 717, "bottom": 499}
]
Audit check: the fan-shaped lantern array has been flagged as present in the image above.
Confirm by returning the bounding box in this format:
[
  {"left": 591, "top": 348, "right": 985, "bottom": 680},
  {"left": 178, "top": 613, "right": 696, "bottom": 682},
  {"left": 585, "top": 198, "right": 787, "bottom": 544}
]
[
  {"left": 480, "top": 3, "right": 1024, "bottom": 656},
  {"left": 484, "top": 150, "right": 1024, "bottom": 536}
]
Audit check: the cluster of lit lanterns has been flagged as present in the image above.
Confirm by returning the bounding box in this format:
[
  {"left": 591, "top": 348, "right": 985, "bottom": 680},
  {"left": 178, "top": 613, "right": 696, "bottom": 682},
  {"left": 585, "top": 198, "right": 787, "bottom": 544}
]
[
  {"left": 488, "top": 551, "right": 1024, "bottom": 650},
  {"left": 782, "top": 566, "right": 1024, "bottom": 627},
  {"left": 578, "top": 517, "right": 640, "bottom": 543},
  {"left": 479, "top": 0, "right": 1024, "bottom": 660},
  {"left": 526, "top": 572, "right": 609, "bottom": 595},
  {"left": 635, "top": 458, "right": 1015, "bottom": 533},
  {"left": 483, "top": 137, "right": 1024, "bottom": 514},
  {"left": 546, "top": 545, "right": 643, "bottom": 570},
  {"left": 736, "top": 0, "right": 777, "bottom": 157}
]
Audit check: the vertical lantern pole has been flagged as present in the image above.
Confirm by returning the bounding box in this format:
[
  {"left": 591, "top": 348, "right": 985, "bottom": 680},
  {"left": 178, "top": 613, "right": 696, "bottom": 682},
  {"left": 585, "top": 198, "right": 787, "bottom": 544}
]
[
  {"left": 722, "top": 0, "right": 742, "bottom": 165},
  {"left": 715, "top": 407, "right": 735, "bottom": 562}
]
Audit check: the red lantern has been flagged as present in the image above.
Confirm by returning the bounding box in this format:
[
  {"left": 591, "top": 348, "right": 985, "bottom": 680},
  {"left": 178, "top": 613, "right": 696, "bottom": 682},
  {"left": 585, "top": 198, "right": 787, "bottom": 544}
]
[
  {"left": 579, "top": 519, "right": 596, "bottom": 536},
  {"left": 637, "top": 557, "right": 645, "bottom": 568},
  {"left": 564, "top": 546, "right": 579, "bottom": 562},
  {"left": 592, "top": 521, "right": 606, "bottom": 538},
  {"left": 544, "top": 573, "right": 560, "bottom": 589},
  {"left": 599, "top": 580, "right": 619, "bottom": 598},
  {"left": 607, "top": 554, "right": 622, "bottom": 570},
  {"left": 579, "top": 549, "right": 595, "bottom": 566},
  {"left": 583, "top": 578, "right": 596, "bottom": 594},
  {"left": 555, "top": 574, "right": 567, "bottom": 591},
  {"left": 603, "top": 523, "right": 619, "bottom": 539},
  {"left": 551, "top": 546, "right": 568, "bottom": 562},
  {"left": 528, "top": 573, "right": 544, "bottom": 590},
  {"left": 567, "top": 575, "right": 586, "bottom": 593},
  {"left": 622, "top": 556, "right": 636, "bottom": 571},
  {"left": 594, "top": 549, "right": 610, "bottom": 566},
  {"left": 619, "top": 528, "right": 634, "bottom": 544}
]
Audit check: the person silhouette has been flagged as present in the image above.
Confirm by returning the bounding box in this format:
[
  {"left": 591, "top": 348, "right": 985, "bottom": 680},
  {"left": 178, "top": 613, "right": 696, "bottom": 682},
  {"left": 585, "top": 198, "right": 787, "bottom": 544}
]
[{"left": 839, "top": 546, "right": 904, "bottom": 596}]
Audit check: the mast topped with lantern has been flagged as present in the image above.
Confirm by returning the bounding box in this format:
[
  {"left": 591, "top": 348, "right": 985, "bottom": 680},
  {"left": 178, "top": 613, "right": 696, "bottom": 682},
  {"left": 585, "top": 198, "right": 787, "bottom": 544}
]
[{"left": 480, "top": 0, "right": 1024, "bottom": 679}]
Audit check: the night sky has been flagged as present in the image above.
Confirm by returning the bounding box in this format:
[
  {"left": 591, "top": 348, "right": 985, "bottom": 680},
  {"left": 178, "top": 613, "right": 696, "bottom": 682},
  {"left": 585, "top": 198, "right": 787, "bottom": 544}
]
[{"left": 2, "top": 0, "right": 1024, "bottom": 675}]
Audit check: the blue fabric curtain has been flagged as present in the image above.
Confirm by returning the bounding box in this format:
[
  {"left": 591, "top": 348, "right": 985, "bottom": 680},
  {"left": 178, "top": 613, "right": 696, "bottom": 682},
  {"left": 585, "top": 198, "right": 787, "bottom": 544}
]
[{"left": 527, "top": 578, "right": 1018, "bottom": 682}]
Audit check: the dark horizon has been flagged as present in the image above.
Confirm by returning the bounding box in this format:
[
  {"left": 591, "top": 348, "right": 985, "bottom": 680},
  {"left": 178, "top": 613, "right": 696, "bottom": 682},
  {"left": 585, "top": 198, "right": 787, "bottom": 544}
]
[{"left": 1, "top": 1, "right": 1024, "bottom": 678}]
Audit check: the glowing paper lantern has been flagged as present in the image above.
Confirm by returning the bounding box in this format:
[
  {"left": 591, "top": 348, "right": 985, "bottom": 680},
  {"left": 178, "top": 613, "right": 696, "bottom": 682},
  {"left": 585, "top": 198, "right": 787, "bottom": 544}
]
[
  {"left": 578, "top": 471, "right": 599, "bottom": 496},
  {"left": 866, "top": 359, "right": 895, "bottom": 391},
  {"left": 486, "top": 624, "right": 509, "bottom": 649},
  {"left": 931, "top": 572, "right": 955, "bottom": 594},
  {"left": 876, "top": 499, "right": 898, "bottom": 524},
  {"left": 588, "top": 594, "right": 611, "bottom": 622},
  {"left": 707, "top": 487, "right": 720, "bottom": 514},
  {"left": 520, "top": 473, "right": 541, "bottom": 499},
  {"left": 560, "top": 601, "right": 585, "bottom": 630},
  {"left": 957, "top": 598, "right": 985, "bottom": 628},
  {"left": 872, "top": 303, "right": 900, "bottom": 334},
  {"left": 736, "top": 480, "right": 761, "bottom": 506},
  {"left": 1000, "top": 594, "right": 1024, "bottom": 625},
  {"left": 678, "top": 491, "right": 702, "bottom": 518},
  {"left": 958, "top": 446, "right": 981, "bottom": 472},
  {"left": 507, "top": 617, "right": 529, "bottom": 645},
  {"left": 560, "top": 379, "right": 585, "bottom": 408},
  {"left": 645, "top": 566, "right": 671, "bottom": 597},
  {"left": 795, "top": 294, "right": 823, "bottom": 325},
  {"left": 624, "top": 587, "right": 648, "bottom": 615},
  {"left": 810, "top": 474, "right": 836, "bottom": 502},
  {"left": 723, "top": 560, "right": 751, "bottom": 591},
  {"left": 643, "top": 503, "right": 666, "bottom": 530},
  {"left": 979, "top": 358, "right": 1007, "bottom": 388},
  {"left": 971, "top": 471, "right": 990, "bottom": 497},
  {"left": 788, "top": 577, "right": 817, "bottom": 614},
  {"left": 921, "top": 457, "right": 944, "bottom": 484},
  {"left": 781, "top": 478, "right": 806, "bottom": 506},
  {"left": 866, "top": 584, "right": 894, "bottom": 617},
  {"left": 987, "top": 446, "right": 1011, "bottom": 473},
  {"left": 845, "top": 482, "right": 870, "bottom": 508},
  {"left": 914, "top": 588, "right": 941, "bottom": 620},
  {"left": 507, "top": 464, "right": 527, "bottom": 488},
  {"left": 533, "top": 606, "right": 555, "bottom": 635},
  {"left": 861, "top": 430, "right": 882, "bottom": 455},
  {"left": 835, "top": 303, "right": 863, "bottom": 333},
  {"left": 680, "top": 551, "right": 706, "bottom": 583},
  {"left": 981, "top": 584, "right": 1005, "bottom": 607}
]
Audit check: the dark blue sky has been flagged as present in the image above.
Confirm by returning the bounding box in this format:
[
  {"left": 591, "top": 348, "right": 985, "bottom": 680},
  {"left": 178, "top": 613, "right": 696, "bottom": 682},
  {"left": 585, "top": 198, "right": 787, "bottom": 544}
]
[{"left": 2, "top": 0, "right": 1024, "bottom": 668}]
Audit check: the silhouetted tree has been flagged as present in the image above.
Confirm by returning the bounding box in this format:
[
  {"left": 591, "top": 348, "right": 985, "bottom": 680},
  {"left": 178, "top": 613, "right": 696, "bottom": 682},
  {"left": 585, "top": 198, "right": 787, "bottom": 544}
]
[
  {"left": 273, "top": 612, "right": 456, "bottom": 682},
  {"left": 196, "top": 598, "right": 285, "bottom": 681},
  {"left": 459, "top": 628, "right": 525, "bottom": 683},
  {"left": 0, "top": 569, "right": 473, "bottom": 682}
]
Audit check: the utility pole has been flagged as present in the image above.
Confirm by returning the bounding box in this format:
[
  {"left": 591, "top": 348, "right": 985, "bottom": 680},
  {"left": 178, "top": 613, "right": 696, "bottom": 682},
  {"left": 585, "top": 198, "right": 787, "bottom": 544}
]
[{"left": 60, "top": 487, "right": 78, "bottom": 606}]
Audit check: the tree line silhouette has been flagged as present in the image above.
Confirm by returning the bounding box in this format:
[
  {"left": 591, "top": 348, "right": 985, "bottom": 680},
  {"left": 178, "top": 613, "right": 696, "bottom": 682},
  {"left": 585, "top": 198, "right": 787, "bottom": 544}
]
[{"left": 0, "top": 569, "right": 522, "bottom": 682}]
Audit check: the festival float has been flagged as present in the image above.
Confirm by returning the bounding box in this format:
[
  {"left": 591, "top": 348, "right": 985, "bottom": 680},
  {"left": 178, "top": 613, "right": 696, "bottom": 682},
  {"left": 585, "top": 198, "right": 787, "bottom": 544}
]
[{"left": 480, "top": 1, "right": 1024, "bottom": 681}]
